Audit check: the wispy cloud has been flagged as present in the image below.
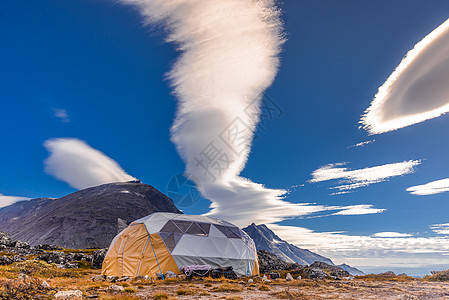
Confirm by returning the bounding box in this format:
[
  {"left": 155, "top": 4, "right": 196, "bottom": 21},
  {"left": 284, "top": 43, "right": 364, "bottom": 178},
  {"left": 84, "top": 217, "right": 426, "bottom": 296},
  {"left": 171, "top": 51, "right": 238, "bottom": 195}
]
[
  {"left": 407, "top": 178, "right": 449, "bottom": 195},
  {"left": 310, "top": 160, "right": 421, "bottom": 194},
  {"left": 269, "top": 224, "right": 449, "bottom": 273},
  {"left": 431, "top": 223, "right": 449, "bottom": 235},
  {"left": 333, "top": 205, "right": 386, "bottom": 215},
  {"left": 348, "top": 140, "right": 375, "bottom": 149},
  {"left": 372, "top": 232, "right": 413, "bottom": 238},
  {"left": 0, "top": 193, "right": 30, "bottom": 208},
  {"left": 52, "top": 108, "right": 70, "bottom": 123},
  {"left": 361, "top": 18, "right": 449, "bottom": 134},
  {"left": 44, "top": 138, "right": 136, "bottom": 189}
]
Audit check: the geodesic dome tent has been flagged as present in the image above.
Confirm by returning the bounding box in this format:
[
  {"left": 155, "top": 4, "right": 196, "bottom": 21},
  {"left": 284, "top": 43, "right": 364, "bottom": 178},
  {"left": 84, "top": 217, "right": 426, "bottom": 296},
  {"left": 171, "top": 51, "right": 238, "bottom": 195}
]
[{"left": 102, "top": 212, "right": 259, "bottom": 277}]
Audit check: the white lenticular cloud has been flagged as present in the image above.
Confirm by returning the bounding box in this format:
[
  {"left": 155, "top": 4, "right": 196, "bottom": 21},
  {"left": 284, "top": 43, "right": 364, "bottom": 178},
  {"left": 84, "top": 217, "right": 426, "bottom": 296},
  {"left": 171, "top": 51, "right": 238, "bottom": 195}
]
[
  {"left": 361, "top": 18, "right": 449, "bottom": 134},
  {"left": 372, "top": 232, "right": 413, "bottom": 238},
  {"left": 0, "top": 193, "right": 30, "bottom": 208},
  {"left": 120, "top": 0, "right": 384, "bottom": 225},
  {"left": 407, "top": 178, "right": 449, "bottom": 195},
  {"left": 310, "top": 160, "right": 421, "bottom": 193},
  {"left": 44, "top": 138, "right": 136, "bottom": 189}
]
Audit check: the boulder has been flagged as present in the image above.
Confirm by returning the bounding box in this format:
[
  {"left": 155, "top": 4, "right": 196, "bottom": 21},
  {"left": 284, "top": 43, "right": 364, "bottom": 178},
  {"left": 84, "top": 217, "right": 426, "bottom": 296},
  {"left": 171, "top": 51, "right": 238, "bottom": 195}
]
[
  {"left": 286, "top": 273, "right": 294, "bottom": 281},
  {"left": 54, "top": 290, "right": 83, "bottom": 300},
  {"left": 117, "top": 276, "right": 130, "bottom": 282},
  {"left": 302, "top": 268, "right": 330, "bottom": 280},
  {"left": 106, "top": 285, "right": 124, "bottom": 292},
  {"left": 106, "top": 275, "right": 119, "bottom": 282},
  {"left": 92, "top": 275, "right": 106, "bottom": 282},
  {"left": 165, "top": 271, "right": 177, "bottom": 278}
]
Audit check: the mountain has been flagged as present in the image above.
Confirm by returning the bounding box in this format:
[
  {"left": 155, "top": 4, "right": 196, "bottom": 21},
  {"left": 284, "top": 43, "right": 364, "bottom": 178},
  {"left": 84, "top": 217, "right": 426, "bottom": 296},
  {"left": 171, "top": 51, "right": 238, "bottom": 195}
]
[
  {"left": 0, "top": 181, "right": 181, "bottom": 249},
  {"left": 338, "top": 263, "right": 365, "bottom": 276},
  {"left": 242, "top": 223, "right": 334, "bottom": 265}
]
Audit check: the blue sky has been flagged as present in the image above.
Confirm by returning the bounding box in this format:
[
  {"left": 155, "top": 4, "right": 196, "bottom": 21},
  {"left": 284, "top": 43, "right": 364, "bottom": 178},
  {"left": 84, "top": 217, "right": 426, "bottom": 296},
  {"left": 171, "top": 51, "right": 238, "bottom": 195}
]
[{"left": 2, "top": 0, "right": 449, "bottom": 275}]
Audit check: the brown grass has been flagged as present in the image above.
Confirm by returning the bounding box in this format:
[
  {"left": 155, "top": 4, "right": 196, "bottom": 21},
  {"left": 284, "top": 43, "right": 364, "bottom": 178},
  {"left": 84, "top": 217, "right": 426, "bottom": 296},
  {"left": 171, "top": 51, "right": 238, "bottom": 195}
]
[
  {"left": 212, "top": 283, "right": 243, "bottom": 292},
  {"left": 356, "top": 274, "right": 416, "bottom": 282},
  {"left": 271, "top": 288, "right": 318, "bottom": 299},
  {"left": 176, "top": 288, "right": 196, "bottom": 295}
]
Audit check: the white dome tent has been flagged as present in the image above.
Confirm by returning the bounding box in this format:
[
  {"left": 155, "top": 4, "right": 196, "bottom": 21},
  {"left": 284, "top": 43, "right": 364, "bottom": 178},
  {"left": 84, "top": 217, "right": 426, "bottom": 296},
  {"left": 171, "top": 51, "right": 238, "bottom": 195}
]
[{"left": 102, "top": 212, "right": 259, "bottom": 277}]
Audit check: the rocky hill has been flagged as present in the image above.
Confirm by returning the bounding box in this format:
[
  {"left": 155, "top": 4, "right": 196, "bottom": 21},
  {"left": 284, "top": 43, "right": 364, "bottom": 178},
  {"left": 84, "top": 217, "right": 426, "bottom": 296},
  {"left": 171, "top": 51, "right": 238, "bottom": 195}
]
[
  {"left": 243, "top": 223, "right": 334, "bottom": 265},
  {"left": 0, "top": 181, "right": 181, "bottom": 249}
]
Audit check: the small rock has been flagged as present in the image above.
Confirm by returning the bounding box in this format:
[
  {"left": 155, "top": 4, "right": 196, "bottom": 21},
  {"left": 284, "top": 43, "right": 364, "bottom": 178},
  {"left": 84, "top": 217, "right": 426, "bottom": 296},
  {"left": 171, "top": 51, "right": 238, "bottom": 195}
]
[
  {"left": 0, "top": 255, "right": 13, "bottom": 265},
  {"left": 297, "top": 275, "right": 302, "bottom": 280},
  {"left": 34, "top": 244, "right": 63, "bottom": 251},
  {"left": 41, "top": 280, "right": 50, "bottom": 288},
  {"left": 286, "top": 273, "right": 293, "bottom": 281},
  {"left": 106, "top": 275, "right": 119, "bottom": 282},
  {"left": 18, "top": 273, "right": 28, "bottom": 280},
  {"left": 177, "top": 274, "right": 186, "bottom": 280},
  {"left": 53, "top": 290, "right": 83, "bottom": 300},
  {"left": 117, "top": 276, "right": 130, "bottom": 282},
  {"left": 92, "top": 275, "right": 106, "bottom": 282},
  {"left": 262, "top": 274, "right": 271, "bottom": 283},
  {"left": 248, "top": 279, "right": 254, "bottom": 284},
  {"left": 106, "top": 285, "right": 124, "bottom": 292},
  {"left": 155, "top": 272, "right": 163, "bottom": 279},
  {"left": 164, "top": 271, "right": 176, "bottom": 278},
  {"left": 12, "top": 255, "right": 27, "bottom": 262},
  {"left": 14, "top": 241, "right": 30, "bottom": 249}
]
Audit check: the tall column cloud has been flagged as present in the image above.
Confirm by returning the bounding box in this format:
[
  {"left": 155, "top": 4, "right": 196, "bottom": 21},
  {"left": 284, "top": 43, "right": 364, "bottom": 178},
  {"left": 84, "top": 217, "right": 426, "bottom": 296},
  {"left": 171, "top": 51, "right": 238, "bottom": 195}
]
[
  {"left": 361, "top": 18, "right": 449, "bottom": 134},
  {"left": 119, "top": 0, "right": 385, "bottom": 225},
  {"left": 44, "top": 138, "right": 136, "bottom": 189}
]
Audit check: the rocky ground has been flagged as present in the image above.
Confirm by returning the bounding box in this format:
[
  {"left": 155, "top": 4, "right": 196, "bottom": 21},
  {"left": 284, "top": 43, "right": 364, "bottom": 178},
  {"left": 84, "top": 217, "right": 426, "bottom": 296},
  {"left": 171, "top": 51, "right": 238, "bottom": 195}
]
[{"left": 2, "top": 231, "right": 449, "bottom": 299}]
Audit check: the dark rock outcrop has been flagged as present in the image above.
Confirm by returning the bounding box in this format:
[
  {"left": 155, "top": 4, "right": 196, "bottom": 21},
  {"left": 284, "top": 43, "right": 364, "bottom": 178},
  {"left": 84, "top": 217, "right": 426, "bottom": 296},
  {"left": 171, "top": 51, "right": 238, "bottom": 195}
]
[
  {"left": 0, "top": 181, "right": 181, "bottom": 249},
  {"left": 309, "top": 261, "right": 349, "bottom": 278},
  {"left": 92, "top": 248, "right": 108, "bottom": 269},
  {"left": 258, "top": 250, "right": 292, "bottom": 273},
  {"left": 243, "top": 223, "right": 334, "bottom": 265}
]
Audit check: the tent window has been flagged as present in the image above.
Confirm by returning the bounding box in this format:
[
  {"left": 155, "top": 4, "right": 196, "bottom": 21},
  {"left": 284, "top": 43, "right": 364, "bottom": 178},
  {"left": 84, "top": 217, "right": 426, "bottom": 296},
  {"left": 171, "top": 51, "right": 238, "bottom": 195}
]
[
  {"left": 186, "top": 222, "right": 206, "bottom": 236},
  {"left": 172, "top": 220, "right": 192, "bottom": 233},
  {"left": 214, "top": 225, "right": 241, "bottom": 239},
  {"left": 160, "top": 220, "right": 183, "bottom": 234},
  {"left": 159, "top": 232, "right": 182, "bottom": 252},
  {"left": 197, "top": 222, "right": 211, "bottom": 235},
  {"left": 228, "top": 226, "right": 242, "bottom": 238}
]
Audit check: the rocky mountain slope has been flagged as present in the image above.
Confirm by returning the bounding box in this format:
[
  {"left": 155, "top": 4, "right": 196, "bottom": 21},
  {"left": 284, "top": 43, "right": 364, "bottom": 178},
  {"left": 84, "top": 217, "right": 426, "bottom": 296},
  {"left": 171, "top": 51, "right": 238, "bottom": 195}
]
[
  {"left": 243, "top": 223, "right": 334, "bottom": 265},
  {"left": 0, "top": 181, "right": 181, "bottom": 249},
  {"left": 338, "top": 263, "right": 365, "bottom": 276}
]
